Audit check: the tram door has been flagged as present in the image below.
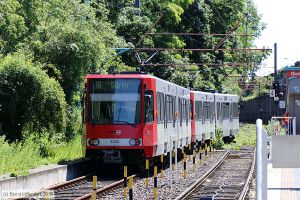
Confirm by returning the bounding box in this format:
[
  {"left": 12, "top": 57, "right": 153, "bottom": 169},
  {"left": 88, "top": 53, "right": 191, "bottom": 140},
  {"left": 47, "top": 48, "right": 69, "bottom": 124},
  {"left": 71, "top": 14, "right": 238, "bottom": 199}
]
[{"left": 294, "top": 99, "right": 300, "bottom": 135}]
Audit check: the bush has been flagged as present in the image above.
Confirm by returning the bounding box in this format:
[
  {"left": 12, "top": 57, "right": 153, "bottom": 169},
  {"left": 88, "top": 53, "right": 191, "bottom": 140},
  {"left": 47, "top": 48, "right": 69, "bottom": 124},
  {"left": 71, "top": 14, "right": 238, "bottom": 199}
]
[
  {"left": 0, "top": 53, "right": 67, "bottom": 141},
  {"left": 213, "top": 128, "right": 224, "bottom": 150}
]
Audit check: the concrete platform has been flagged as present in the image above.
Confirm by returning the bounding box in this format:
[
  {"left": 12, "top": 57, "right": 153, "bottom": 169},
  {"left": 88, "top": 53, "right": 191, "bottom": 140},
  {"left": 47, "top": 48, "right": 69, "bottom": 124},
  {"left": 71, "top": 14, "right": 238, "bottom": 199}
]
[
  {"left": 0, "top": 158, "right": 92, "bottom": 195},
  {"left": 268, "top": 163, "right": 300, "bottom": 200}
]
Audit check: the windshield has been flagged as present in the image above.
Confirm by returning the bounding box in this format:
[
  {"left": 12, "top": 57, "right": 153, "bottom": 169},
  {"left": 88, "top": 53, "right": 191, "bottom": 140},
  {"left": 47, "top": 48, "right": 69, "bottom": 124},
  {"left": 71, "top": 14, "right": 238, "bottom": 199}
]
[{"left": 89, "top": 78, "right": 141, "bottom": 125}]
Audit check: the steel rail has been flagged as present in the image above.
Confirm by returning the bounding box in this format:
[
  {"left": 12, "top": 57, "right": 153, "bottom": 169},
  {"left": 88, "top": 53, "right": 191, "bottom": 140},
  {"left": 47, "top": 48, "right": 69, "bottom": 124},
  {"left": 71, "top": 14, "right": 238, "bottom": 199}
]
[
  {"left": 43, "top": 174, "right": 92, "bottom": 190},
  {"left": 238, "top": 149, "right": 256, "bottom": 200},
  {"left": 175, "top": 149, "right": 231, "bottom": 200},
  {"left": 12, "top": 174, "right": 92, "bottom": 200},
  {"left": 75, "top": 174, "right": 138, "bottom": 200}
]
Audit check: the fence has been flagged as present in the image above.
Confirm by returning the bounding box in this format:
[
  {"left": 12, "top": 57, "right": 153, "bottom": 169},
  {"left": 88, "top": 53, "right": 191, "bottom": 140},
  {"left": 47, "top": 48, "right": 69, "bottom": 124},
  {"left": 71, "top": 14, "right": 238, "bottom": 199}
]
[{"left": 240, "top": 95, "right": 284, "bottom": 124}]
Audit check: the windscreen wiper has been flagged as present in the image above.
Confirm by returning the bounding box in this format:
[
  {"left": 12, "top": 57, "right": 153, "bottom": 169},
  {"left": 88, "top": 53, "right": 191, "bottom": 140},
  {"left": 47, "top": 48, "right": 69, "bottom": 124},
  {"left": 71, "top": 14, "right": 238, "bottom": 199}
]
[{"left": 114, "top": 120, "right": 136, "bottom": 128}]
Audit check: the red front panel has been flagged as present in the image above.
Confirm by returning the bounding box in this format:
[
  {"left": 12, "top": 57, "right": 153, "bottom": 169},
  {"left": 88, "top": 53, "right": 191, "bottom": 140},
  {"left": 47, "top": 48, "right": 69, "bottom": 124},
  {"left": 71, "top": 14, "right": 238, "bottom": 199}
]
[
  {"left": 85, "top": 75, "right": 158, "bottom": 158},
  {"left": 142, "top": 78, "right": 157, "bottom": 157}
]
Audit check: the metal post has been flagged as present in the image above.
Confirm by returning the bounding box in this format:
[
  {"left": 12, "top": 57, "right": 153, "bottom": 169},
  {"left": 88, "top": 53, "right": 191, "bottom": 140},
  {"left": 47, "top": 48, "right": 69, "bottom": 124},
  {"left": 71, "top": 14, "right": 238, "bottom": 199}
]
[
  {"left": 188, "top": 143, "right": 191, "bottom": 161},
  {"left": 204, "top": 143, "right": 208, "bottom": 161},
  {"left": 293, "top": 117, "right": 297, "bottom": 135},
  {"left": 175, "top": 142, "right": 178, "bottom": 183},
  {"left": 123, "top": 166, "right": 127, "bottom": 198},
  {"left": 193, "top": 149, "right": 196, "bottom": 171},
  {"left": 256, "top": 119, "right": 268, "bottom": 200},
  {"left": 183, "top": 153, "right": 187, "bottom": 178},
  {"left": 274, "top": 43, "right": 277, "bottom": 79},
  {"left": 145, "top": 159, "right": 149, "bottom": 188},
  {"left": 172, "top": 150, "right": 175, "bottom": 171},
  {"left": 169, "top": 137, "right": 172, "bottom": 188},
  {"left": 154, "top": 166, "right": 158, "bottom": 198},
  {"left": 129, "top": 176, "right": 133, "bottom": 200},
  {"left": 199, "top": 144, "right": 202, "bottom": 165},
  {"left": 209, "top": 140, "right": 212, "bottom": 156},
  {"left": 91, "top": 176, "right": 97, "bottom": 200},
  {"left": 160, "top": 154, "right": 164, "bottom": 177}
]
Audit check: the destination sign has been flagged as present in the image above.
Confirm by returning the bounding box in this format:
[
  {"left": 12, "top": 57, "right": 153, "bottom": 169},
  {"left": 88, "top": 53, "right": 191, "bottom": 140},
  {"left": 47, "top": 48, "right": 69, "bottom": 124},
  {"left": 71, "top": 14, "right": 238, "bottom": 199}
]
[{"left": 91, "top": 79, "right": 141, "bottom": 93}]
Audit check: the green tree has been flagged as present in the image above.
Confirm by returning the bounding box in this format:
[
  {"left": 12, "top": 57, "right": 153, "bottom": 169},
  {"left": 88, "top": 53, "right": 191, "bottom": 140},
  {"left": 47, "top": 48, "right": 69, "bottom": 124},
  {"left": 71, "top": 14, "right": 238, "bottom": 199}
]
[{"left": 0, "top": 53, "right": 67, "bottom": 141}]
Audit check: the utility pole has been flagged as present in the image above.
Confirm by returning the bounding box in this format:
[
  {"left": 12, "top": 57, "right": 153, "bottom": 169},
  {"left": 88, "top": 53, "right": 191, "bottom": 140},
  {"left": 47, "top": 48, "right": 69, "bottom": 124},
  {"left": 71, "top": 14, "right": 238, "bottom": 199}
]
[
  {"left": 134, "top": 0, "right": 141, "bottom": 16},
  {"left": 274, "top": 43, "right": 277, "bottom": 79}
]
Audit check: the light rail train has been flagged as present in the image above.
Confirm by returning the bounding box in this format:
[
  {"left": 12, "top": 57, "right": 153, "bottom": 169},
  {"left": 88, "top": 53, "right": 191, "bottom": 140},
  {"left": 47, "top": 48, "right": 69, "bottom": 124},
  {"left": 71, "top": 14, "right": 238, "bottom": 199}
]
[{"left": 82, "top": 72, "right": 239, "bottom": 164}]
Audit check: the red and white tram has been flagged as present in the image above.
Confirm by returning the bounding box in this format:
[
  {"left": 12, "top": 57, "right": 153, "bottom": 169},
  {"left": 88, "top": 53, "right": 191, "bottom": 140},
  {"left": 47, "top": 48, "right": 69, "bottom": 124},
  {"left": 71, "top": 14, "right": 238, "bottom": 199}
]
[{"left": 83, "top": 73, "right": 239, "bottom": 163}]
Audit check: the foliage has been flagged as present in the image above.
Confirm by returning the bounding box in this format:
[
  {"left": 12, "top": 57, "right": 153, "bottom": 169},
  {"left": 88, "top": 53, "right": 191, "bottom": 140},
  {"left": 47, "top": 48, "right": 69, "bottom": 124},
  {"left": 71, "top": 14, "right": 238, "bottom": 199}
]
[
  {"left": 0, "top": 133, "right": 82, "bottom": 176},
  {"left": 213, "top": 128, "right": 224, "bottom": 150},
  {"left": 0, "top": 53, "right": 67, "bottom": 141},
  {"left": 0, "top": 0, "right": 268, "bottom": 172},
  {"left": 224, "top": 123, "right": 256, "bottom": 150}
]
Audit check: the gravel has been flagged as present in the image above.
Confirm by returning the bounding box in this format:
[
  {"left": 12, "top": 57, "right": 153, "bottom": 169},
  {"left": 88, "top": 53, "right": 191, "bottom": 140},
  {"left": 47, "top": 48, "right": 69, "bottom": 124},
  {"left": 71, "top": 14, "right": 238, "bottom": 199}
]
[{"left": 99, "top": 150, "right": 227, "bottom": 200}]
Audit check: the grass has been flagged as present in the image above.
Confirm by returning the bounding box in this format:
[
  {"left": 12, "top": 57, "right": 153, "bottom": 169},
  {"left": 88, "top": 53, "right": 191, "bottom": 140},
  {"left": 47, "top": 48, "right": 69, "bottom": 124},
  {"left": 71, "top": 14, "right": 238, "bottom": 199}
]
[
  {"left": 0, "top": 134, "right": 83, "bottom": 176},
  {"left": 224, "top": 123, "right": 256, "bottom": 150}
]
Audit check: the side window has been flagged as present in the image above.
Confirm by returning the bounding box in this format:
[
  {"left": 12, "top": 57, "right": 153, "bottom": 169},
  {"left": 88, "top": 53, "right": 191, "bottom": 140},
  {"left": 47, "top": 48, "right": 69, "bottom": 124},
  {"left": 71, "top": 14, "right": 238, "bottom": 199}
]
[
  {"left": 195, "top": 101, "right": 198, "bottom": 120},
  {"left": 182, "top": 99, "right": 186, "bottom": 122},
  {"left": 204, "top": 102, "right": 210, "bottom": 120},
  {"left": 166, "top": 95, "right": 174, "bottom": 123},
  {"left": 156, "top": 92, "right": 164, "bottom": 123},
  {"left": 217, "top": 102, "right": 220, "bottom": 120},
  {"left": 190, "top": 100, "right": 193, "bottom": 120},
  {"left": 222, "top": 103, "right": 229, "bottom": 119},
  {"left": 179, "top": 97, "right": 182, "bottom": 126},
  {"left": 145, "top": 90, "right": 154, "bottom": 123}
]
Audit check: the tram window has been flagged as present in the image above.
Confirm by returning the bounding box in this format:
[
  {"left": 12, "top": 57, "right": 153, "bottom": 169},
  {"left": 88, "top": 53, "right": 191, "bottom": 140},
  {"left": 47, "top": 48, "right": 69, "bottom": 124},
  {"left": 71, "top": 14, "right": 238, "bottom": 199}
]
[
  {"left": 179, "top": 97, "right": 182, "bottom": 126},
  {"left": 145, "top": 90, "right": 154, "bottom": 123},
  {"left": 204, "top": 102, "right": 211, "bottom": 120},
  {"left": 156, "top": 92, "right": 164, "bottom": 123},
  {"left": 182, "top": 99, "right": 187, "bottom": 122},
  {"left": 199, "top": 102, "right": 202, "bottom": 120},
  {"left": 186, "top": 100, "right": 189, "bottom": 122},
  {"left": 195, "top": 101, "right": 198, "bottom": 120},
  {"left": 166, "top": 95, "right": 174, "bottom": 122},
  {"left": 195, "top": 101, "right": 203, "bottom": 121},
  {"left": 217, "top": 102, "right": 220, "bottom": 119},
  {"left": 211, "top": 102, "right": 215, "bottom": 122},
  {"left": 222, "top": 103, "right": 230, "bottom": 119}
]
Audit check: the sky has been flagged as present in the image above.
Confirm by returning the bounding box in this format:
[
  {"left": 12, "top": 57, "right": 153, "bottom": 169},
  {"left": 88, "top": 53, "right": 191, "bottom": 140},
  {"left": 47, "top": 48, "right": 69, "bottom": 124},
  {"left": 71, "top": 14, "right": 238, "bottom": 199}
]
[{"left": 253, "top": 0, "right": 300, "bottom": 76}]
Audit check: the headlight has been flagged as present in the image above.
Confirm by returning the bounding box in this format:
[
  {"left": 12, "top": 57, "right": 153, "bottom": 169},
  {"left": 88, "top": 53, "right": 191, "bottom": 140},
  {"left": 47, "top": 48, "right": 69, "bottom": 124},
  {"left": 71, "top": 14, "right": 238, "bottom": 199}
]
[
  {"left": 88, "top": 139, "right": 99, "bottom": 146},
  {"left": 129, "top": 139, "right": 136, "bottom": 146},
  {"left": 129, "top": 139, "right": 141, "bottom": 146}
]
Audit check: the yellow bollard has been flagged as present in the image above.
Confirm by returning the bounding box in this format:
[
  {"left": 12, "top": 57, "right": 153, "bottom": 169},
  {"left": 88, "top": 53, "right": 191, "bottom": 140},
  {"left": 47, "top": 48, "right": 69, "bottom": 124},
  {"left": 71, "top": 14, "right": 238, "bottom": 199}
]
[
  {"left": 160, "top": 154, "right": 164, "bottom": 177},
  {"left": 45, "top": 191, "right": 50, "bottom": 200},
  {"left": 199, "top": 146, "right": 202, "bottom": 165},
  {"left": 154, "top": 166, "right": 158, "bottom": 199},
  {"left": 193, "top": 149, "right": 196, "bottom": 171},
  {"left": 129, "top": 176, "right": 133, "bottom": 200},
  {"left": 91, "top": 175, "right": 97, "bottom": 200},
  {"left": 124, "top": 166, "right": 127, "bottom": 198},
  {"left": 204, "top": 143, "right": 208, "bottom": 161},
  {"left": 183, "top": 153, "right": 187, "bottom": 178},
  {"left": 172, "top": 150, "right": 175, "bottom": 171},
  {"left": 146, "top": 159, "right": 149, "bottom": 188}
]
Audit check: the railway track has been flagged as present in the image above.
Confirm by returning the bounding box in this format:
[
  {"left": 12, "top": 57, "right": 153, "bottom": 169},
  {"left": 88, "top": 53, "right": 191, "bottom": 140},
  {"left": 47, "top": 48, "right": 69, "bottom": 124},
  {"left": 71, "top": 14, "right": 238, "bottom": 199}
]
[
  {"left": 16, "top": 149, "right": 252, "bottom": 199},
  {"left": 176, "top": 148, "right": 255, "bottom": 200},
  {"left": 46, "top": 173, "right": 140, "bottom": 200}
]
